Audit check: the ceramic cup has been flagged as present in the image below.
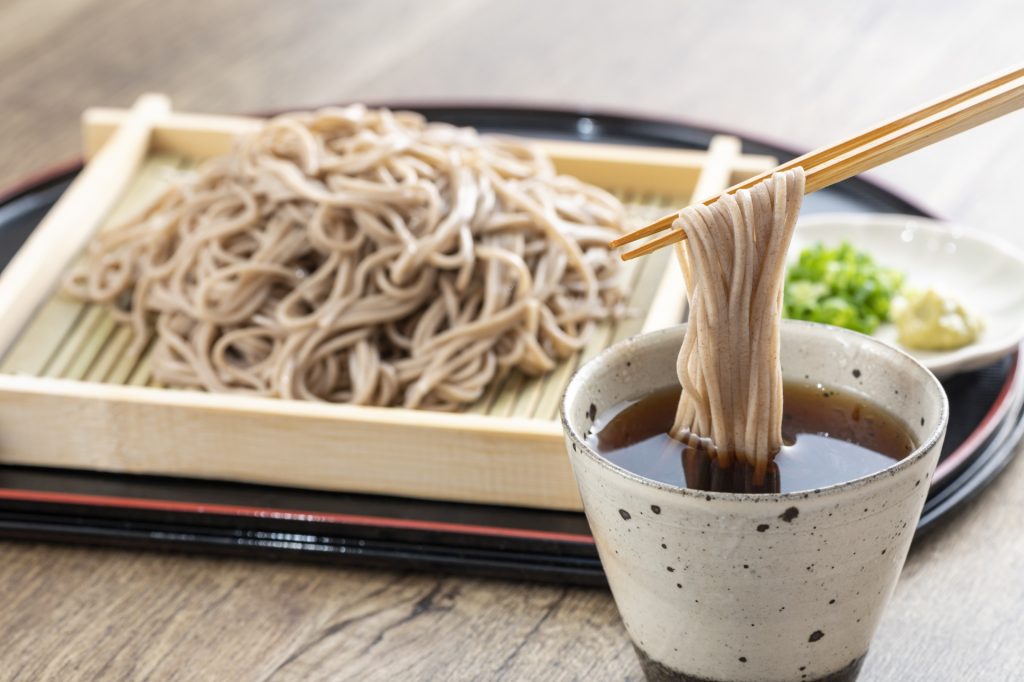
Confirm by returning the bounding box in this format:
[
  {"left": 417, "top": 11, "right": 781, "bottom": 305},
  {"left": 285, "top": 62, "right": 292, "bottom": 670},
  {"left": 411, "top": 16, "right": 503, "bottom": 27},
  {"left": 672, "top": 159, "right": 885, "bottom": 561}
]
[{"left": 561, "top": 321, "right": 948, "bottom": 682}]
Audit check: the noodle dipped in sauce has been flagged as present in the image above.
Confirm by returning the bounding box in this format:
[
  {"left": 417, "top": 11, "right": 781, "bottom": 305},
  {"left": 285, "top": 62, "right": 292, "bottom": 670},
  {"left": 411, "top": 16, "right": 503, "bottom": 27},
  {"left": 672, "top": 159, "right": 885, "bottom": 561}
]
[
  {"left": 623, "top": 167, "right": 915, "bottom": 493},
  {"left": 670, "top": 168, "right": 805, "bottom": 484}
]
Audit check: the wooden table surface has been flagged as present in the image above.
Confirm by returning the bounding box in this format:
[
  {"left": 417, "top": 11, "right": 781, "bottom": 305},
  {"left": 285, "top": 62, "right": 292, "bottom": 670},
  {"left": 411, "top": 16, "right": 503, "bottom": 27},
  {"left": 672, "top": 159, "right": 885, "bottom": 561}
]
[{"left": 1, "top": 2, "right": 1023, "bottom": 680}]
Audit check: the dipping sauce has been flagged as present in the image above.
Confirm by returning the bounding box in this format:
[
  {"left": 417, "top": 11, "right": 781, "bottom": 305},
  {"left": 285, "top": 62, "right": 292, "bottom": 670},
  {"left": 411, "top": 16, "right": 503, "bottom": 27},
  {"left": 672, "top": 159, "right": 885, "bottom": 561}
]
[{"left": 586, "top": 383, "right": 915, "bottom": 494}]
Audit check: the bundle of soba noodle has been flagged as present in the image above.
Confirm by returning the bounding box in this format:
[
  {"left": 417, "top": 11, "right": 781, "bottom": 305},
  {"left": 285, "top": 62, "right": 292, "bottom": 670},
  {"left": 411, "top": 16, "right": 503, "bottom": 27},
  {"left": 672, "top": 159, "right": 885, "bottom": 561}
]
[
  {"left": 670, "top": 168, "right": 805, "bottom": 481},
  {"left": 65, "top": 105, "right": 627, "bottom": 409}
]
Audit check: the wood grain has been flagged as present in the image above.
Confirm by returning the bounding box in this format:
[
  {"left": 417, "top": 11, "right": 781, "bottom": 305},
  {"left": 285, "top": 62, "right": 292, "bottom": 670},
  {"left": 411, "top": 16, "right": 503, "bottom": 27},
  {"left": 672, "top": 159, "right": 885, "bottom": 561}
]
[{"left": 1, "top": 1, "right": 1024, "bottom": 680}]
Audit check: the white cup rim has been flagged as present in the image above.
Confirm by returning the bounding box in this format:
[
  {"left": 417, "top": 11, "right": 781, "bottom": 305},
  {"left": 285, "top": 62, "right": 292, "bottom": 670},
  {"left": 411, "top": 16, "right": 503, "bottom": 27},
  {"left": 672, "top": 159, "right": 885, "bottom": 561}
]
[{"left": 561, "top": 320, "right": 950, "bottom": 502}]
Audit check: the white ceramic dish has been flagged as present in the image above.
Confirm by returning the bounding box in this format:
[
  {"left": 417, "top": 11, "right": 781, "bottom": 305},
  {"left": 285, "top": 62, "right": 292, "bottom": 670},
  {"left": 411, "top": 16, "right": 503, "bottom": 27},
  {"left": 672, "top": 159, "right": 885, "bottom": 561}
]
[{"left": 791, "top": 214, "right": 1024, "bottom": 378}]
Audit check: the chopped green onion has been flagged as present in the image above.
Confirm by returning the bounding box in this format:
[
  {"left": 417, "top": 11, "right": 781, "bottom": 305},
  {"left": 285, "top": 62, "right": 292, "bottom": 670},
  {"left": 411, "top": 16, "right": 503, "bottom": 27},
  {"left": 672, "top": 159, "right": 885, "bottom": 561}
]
[{"left": 783, "top": 241, "right": 904, "bottom": 334}]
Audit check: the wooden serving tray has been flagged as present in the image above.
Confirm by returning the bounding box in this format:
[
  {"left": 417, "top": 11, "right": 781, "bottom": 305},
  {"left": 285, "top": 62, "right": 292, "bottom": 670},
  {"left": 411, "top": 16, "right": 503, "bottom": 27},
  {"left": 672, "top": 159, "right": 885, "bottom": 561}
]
[{"left": 0, "top": 95, "right": 775, "bottom": 511}]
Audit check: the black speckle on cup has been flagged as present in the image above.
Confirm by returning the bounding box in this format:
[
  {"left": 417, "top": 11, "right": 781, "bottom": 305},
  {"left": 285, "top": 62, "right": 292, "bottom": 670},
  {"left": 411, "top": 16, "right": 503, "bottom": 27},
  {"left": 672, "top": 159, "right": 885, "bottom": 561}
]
[
  {"left": 619, "top": 509, "right": 631, "bottom": 521},
  {"left": 651, "top": 505, "right": 662, "bottom": 514},
  {"left": 588, "top": 402, "right": 597, "bottom": 421},
  {"left": 756, "top": 524, "right": 770, "bottom": 532},
  {"left": 779, "top": 507, "right": 800, "bottom": 522},
  {"left": 809, "top": 630, "right": 825, "bottom": 642}
]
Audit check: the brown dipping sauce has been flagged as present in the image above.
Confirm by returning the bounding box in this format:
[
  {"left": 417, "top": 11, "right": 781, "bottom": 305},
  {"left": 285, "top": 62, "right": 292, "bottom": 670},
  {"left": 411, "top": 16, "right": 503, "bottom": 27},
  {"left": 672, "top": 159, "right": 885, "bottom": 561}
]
[{"left": 586, "top": 383, "right": 915, "bottom": 494}]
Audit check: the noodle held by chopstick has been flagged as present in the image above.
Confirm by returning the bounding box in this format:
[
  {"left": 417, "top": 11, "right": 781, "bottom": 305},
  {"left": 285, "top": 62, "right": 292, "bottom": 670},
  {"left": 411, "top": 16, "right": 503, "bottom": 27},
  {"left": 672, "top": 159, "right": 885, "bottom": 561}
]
[
  {"left": 65, "top": 105, "right": 627, "bottom": 410},
  {"left": 670, "top": 168, "right": 805, "bottom": 479}
]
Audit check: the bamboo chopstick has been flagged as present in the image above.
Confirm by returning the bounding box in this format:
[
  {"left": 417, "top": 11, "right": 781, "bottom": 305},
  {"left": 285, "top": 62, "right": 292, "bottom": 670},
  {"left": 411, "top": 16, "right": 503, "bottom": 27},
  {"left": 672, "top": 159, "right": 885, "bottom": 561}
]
[{"left": 614, "top": 66, "right": 1024, "bottom": 261}]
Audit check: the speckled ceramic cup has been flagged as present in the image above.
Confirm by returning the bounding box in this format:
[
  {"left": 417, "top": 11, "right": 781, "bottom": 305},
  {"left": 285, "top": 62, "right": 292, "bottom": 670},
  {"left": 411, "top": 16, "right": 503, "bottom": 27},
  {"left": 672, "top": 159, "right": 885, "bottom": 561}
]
[{"left": 561, "top": 321, "right": 947, "bottom": 682}]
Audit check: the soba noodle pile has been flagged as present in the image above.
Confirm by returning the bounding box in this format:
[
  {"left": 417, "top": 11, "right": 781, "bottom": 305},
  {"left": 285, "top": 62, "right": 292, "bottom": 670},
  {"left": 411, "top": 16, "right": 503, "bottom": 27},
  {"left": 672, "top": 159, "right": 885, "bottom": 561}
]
[
  {"left": 670, "top": 168, "right": 805, "bottom": 480},
  {"left": 65, "top": 106, "right": 627, "bottom": 409}
]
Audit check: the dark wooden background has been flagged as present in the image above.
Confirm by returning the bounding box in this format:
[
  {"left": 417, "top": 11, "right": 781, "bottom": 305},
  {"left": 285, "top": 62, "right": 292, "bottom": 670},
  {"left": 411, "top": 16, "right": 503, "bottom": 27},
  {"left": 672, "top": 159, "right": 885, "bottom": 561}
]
[{"left": 1, "top": 1, "right": 1023, "bottom": 679}]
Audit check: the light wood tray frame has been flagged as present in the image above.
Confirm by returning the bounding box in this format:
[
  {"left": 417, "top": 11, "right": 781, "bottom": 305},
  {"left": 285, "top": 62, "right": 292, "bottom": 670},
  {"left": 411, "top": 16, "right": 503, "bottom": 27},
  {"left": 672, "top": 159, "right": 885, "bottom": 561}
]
[{"left": 0, "top": 95, "right": 775, "bottom": 511}]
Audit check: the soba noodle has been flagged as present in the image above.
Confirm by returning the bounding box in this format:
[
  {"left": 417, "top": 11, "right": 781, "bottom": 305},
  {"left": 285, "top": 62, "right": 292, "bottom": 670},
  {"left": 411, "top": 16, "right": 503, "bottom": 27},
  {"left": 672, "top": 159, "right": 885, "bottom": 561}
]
[
  {"left": 65, "top": 105, "right": 627, "bottom": 410},
  {"left": 669, "top": 168, "right": 805, "bottom": 479}
]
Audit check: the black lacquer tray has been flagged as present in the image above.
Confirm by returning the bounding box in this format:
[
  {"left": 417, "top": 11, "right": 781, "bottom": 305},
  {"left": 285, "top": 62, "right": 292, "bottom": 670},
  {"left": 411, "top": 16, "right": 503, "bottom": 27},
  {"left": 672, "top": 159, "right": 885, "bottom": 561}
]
[{"left": 0, "top": 106, "right": 1020, "bottom": 586}]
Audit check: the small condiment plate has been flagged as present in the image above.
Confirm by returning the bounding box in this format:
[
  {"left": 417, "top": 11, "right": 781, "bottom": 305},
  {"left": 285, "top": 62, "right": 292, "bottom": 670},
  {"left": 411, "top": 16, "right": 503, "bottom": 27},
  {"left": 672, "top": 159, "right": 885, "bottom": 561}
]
[{"left": 792, "top": 214, "right": 1024, "bottom": 378}]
